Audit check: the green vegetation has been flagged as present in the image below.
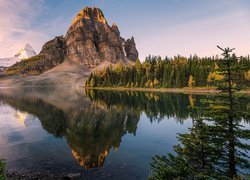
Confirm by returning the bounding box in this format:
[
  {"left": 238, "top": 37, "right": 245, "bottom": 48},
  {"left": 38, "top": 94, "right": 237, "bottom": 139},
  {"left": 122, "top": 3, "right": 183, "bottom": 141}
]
[
  {"left": 149, "top": 47, "right": 250, "bottom": 179},
  {"left": 0, "top": 160, "right": 6, "bottom": 179},
  {"left": 5, "top": 55, "right": 44, "bottom": 75},
  {"left": 86, "top": 54, "right": 250, "bottom": 88}
]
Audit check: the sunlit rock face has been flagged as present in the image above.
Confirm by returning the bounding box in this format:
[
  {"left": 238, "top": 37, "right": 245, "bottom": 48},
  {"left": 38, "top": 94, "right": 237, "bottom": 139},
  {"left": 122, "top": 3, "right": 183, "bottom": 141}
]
[
  {"left": 65, "top": 7, "right": 138, "bottom": 68},
  {"left": 5, "top": 7, "right": 139, "bottom": 76}
]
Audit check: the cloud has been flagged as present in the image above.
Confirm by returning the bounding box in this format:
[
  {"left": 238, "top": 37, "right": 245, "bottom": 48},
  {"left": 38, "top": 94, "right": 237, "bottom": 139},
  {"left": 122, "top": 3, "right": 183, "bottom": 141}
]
[
  {"left": 0, "top": 0, "right": 47, "bottom": 57},
  {"left": 136, "top": 7, "right": 250, "bottom": 59},
  {"left": 1, "top": 0, "right": 249, "bottom": 59}
]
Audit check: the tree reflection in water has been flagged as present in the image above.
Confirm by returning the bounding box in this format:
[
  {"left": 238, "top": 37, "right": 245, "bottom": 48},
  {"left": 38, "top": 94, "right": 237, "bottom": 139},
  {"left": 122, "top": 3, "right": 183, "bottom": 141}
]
[
  {"left": 149, "top": 95, "right": 250, "bottom": 179},
  {"left": 0, "top": 88, "right": 249, "bottom": 174}
]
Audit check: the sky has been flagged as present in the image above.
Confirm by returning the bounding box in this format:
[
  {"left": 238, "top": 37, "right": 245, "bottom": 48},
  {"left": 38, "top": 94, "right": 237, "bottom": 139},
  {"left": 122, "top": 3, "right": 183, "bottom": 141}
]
[{"left": 0, "top": 0, "right": 250, "bottom": 59}]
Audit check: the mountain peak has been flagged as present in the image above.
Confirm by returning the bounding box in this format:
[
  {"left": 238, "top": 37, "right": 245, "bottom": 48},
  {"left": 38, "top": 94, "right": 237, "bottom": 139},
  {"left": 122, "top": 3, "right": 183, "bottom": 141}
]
[
  {"left": 72, "top": 6, "right": 107, "bottom": 26},
  {"left": 14, "top": 44, "right": 36, "bottom": 59},
  {"left": 6, "top": 7, "right": 138, "bottom": 76},
  {"left": 24, "top": 43, "right": 33, "bottom": 50},
  {"left": 0, "top": 44, "right": 36, "bottom": 68},
  {"left": 66, "top": 6, "right": 138, "bottom": 67}
]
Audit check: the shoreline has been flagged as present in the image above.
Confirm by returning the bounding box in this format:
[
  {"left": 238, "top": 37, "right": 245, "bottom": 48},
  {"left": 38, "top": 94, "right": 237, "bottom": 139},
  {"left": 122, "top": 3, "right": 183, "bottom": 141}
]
[
  {"left": 0, "top": 85, "right": 249, "bottom": 94},
  {"left": 85, "top": 87, "right": 250, "bottom": 94}
]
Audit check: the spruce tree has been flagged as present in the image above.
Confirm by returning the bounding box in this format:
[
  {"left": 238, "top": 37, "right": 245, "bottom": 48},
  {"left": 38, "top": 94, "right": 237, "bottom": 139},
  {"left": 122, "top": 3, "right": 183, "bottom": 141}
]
[
  {"left": 206, "top": 46, "right": 250, "bottom": 177},
  {"left": 0, "top": 160, "right": 5, "bottom": 179},
  {"left": 149, "top": 47, "right": 250, "bottom": 179}
]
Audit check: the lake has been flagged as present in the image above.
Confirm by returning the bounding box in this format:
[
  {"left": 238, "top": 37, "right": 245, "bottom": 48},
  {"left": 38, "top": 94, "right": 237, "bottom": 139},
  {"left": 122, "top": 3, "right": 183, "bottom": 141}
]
[{"left": 0, "top": 88, "right": 249, "bottom": 179}]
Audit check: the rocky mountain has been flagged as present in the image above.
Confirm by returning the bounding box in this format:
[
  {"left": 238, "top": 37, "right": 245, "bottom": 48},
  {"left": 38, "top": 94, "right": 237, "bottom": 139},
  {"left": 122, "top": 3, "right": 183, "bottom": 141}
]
[
  {"left": 14, "top": 44, "right": 37, "bottom": 60},
  {"left": 7, "top": 36, "right": 66, "bottom": 76},
  {"left": 0, "top": 44, "right": 36, "bottom": 69},
  {"left": 5, "top": 7, "right": 139, "bottom": 76},
  {"left": 65, "top": 7, "right": 138, "bottom": 68}
]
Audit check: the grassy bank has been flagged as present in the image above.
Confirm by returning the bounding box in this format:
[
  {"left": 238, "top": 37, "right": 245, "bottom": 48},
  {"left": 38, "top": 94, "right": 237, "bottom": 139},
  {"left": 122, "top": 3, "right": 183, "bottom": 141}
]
[{"left": 85, "top": 87, "right": 250, "bottom": 94}]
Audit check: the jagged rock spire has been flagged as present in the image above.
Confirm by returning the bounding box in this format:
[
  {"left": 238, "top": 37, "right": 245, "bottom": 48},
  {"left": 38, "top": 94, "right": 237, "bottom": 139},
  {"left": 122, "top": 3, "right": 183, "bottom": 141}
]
[
  {"left": 65, "top": 6, "right": 139, "bottom": 67},
  {"left": 71, "top": 7, "right": 107, "bottom": 26}
]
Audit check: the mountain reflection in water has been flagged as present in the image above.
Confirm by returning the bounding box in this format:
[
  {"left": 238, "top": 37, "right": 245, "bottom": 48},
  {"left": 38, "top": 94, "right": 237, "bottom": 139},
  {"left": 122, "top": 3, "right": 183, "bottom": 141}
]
[
  {"left": 0, "top": 88, "right": 249, "bottom": 178},
  {"left": 0, "top": 88, "right": 139, "bottom": 170}
]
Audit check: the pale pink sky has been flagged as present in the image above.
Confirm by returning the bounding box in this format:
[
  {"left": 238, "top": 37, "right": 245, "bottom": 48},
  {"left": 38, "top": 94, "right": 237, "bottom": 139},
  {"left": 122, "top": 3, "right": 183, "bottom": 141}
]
[{"left": 0, "top": 0, "right": 250, "bottom": 59}]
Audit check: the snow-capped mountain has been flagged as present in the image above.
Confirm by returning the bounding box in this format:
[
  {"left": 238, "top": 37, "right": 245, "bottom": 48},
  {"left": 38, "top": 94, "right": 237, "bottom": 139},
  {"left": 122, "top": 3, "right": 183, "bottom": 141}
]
[
  {"left": 0, "top": 44, "right": 36, "bottom": 68},
  {"left": 14, "top": 44, "right": 36, "bottom": 60}
]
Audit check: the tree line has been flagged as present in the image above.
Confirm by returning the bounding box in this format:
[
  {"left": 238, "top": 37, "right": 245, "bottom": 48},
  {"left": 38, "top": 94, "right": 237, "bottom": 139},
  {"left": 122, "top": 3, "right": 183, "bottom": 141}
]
[
  {"left": 149, "top": 47, "right": 250, "bottom": 179},
  {"left": 85, "top": 54, "right": 250, "bottom": 88}
]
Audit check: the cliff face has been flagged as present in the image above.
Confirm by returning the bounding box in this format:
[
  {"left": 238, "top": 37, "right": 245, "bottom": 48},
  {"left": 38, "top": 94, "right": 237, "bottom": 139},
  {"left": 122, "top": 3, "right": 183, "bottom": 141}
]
[
  {"left": 65, "top": 7, "right": 138, "bottom": 68},
  {"left": 6, "top": 7, "right": 139, "bottom": 76},
  {"left": 124, "top": 37, "right": 138, "bottom": 61}
]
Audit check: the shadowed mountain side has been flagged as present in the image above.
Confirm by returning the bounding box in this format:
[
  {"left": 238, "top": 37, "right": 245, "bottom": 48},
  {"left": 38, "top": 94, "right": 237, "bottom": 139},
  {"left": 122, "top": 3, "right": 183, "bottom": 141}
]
[{"left": 5, "top": 36, "right": 66, "bottom": 76}]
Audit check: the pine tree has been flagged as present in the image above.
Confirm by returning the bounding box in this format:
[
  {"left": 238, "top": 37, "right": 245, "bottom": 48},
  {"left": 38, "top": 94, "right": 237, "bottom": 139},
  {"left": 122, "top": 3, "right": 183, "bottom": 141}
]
[
  {"left": 205, "top": 46, "right": 250, "bottom": 177},
  {"left": 135, "top": 59, "right": 143, "bottom": 85},
  {"left": 140, "top": 76, "right": 146, "bottom": 87},
  {"left": 85, "top": 52, "right": 249, "bottom": 88},
  {"left": 149, "top": 47, "right": 250, "bottom": 179},
  {"left": 0, "top": 160, "right": 5, "bottom": 179}
]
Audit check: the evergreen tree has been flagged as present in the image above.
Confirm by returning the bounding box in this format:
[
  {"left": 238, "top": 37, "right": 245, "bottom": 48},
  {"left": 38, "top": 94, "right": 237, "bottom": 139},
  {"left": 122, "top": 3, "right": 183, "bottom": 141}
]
[
  {"left": 149, "top": 47, "right": 250, "bottom": 179},
  {"left": 0, "top": 160, "right": 5, "bottom": 180},
  {"left": 206, "top": 46, "right": 250, "bottom": 177},
  {"left": 85, "top": 53, "right": 250, "bottom": 88}
]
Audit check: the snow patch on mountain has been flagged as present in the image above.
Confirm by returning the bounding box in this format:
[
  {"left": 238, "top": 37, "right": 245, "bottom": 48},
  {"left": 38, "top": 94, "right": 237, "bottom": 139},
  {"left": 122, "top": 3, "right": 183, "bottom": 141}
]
[
  {"left": 14, "top": 44, "right": 36, "bottom": 60},
  {"left": 0, "top": 44, "right": 36, "bottom": 68}
]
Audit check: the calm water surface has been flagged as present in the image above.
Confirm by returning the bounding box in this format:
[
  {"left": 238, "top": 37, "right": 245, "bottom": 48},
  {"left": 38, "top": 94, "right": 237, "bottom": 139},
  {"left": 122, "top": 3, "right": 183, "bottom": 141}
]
[{"left": 0, "top": 88, "right": 249, "bottom": 179}]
